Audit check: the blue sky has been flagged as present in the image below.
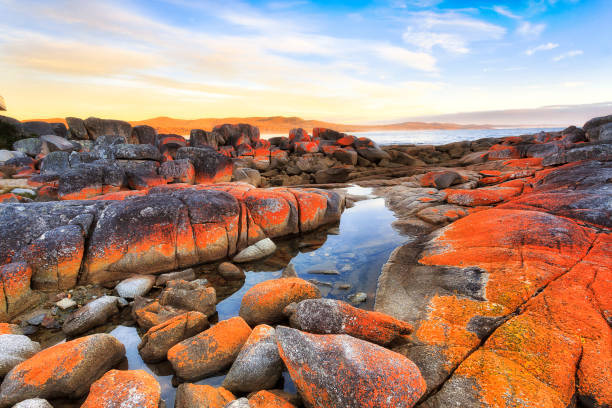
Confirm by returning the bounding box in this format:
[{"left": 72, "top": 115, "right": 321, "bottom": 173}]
[{"left": 0, "top": 0, "right": 610, "bottom": 123}]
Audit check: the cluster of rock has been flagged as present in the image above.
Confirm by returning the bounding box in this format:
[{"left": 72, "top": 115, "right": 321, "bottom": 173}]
[
  {"left": 372, "top": 117, "right": 611, "bottom": 407},
  {"left": 0, "top": 272, "right": 427, "bottom": 407},
  {"left": 0, "top": 182, "right": 343, "bottom": 321},
  {"left": 0, "top": 115, "right": 401, "bottom": 202}
]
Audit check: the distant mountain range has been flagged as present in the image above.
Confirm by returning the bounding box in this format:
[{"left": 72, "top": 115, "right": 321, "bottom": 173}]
[
  {"left": 26, "top": 116, "right": 490, "bottom": 136},
  {"left": 407, "top": 101, "right": 612, "bottom": 127}
]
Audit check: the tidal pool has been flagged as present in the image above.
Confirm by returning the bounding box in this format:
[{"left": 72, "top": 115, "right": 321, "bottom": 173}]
[{"left": 51, "top": 186, "right": 409, "bottom": 407}]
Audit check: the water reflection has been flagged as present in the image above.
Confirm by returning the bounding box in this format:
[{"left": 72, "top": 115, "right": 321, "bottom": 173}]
[{"left": 51, "top": 186, "right": 409, "bottom": 407}]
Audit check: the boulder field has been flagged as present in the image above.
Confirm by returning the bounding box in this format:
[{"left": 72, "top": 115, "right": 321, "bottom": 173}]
[{"left": 0, "top": 114, "right": 610, "bottom": 407}]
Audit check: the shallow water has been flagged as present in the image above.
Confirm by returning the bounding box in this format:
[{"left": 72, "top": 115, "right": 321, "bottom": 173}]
[{"left": 47, "top": 186, "right": 408, "bottom": 407}]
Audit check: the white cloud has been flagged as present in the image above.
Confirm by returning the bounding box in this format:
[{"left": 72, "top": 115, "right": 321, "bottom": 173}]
[
  {"left": 517, "top": 21, "right": 546, "bottom": 37},
  {"left": 402, "top": 11, "right": 506, "bottom": 54},
  {"left": 492, "top": 5, "right": 521, "bottom": 19},
  {"left": 525, "top": 42, "right": 559, "bottom": 55},
  {"left": 553, "top": 50, "right": 583, "bottom": 62}
]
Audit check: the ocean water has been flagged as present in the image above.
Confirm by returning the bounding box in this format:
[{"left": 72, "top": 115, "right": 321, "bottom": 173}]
[{"left": 265, "top": 127, "right": 562, "bottom": 146}]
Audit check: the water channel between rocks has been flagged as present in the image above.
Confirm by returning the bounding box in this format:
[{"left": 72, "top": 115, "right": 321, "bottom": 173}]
[{"left": 47, "top": 185, "right": 409, "bottom": 407}]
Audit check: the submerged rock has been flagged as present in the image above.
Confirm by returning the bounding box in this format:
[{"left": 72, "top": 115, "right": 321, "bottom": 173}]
[
  {"left": 276, "top": 327, "right": 426, "bottom": 408},
  {"left": 0, "top": 334, "right": 125, "bottom": 407}
]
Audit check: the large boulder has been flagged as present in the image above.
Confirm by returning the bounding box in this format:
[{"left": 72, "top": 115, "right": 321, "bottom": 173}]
[
  {"left": 286, "top": 298, "right": 413, "bottom": 346},
  {"left": 190, "top": 129, "right": 222, "bottom": 150},
  {"left": 111, "top": 144, "right": 162, "bottom": 161},
  {"left": 131, "top": 125, "right": 158, "bottom": 146},
  {"left": 81, "top": 369, "right": 161, "bottom": 408},
  {"left": 21, "top": 122, "right": 53, "bottom": 137},
  {"left": 0, "top": 335, "right": 41, "bottom": 377},
  {"left": 62, "top": 296, "right": 121, "bottom": 336},
  {"left": 40, "top": 135, "right": 78, "bottom": 154},
  {"left": 39, "top": 151, "right": 70, "bottom": 175},
  {"left": 222, "top": 325, "right": 282, "bottom": 393},
  {"left": 175, "top": 384, "right": 234, "bottom": 408},
  {"left": 83, "top": 117, "right": 132, "bottom": 142},
  {"left": 65, "top": 117, "right": 88, "bottom": 140},
  {"left": 13, "top": 224, "right": 84, "bottom": 290},
  {"left": 239, "top": 278, "right": 321, "bottom": 326},
  {"left": 159, "top": 159, "right": 195, "bottom": 184},
  {"left": 175, "top": 147, "right": 232, "bottom": 184},
  {"left": 57, "top": 163, "right": 124, "bottom": 200},
  {"left": 13, "top": 138, "right": 42, "bottom": 157},
  {"left": 0, "top": 262, "right": 36, "bottom": 320},
  {"left": 0, "top": 334, "right": 125, "bottom": 407},
  {"left": 168, "top": 317, "right": 252, "bottom": 381},
  {"left": 138, "top": 311, "right": 209, "bottom": 363},
  {"left": 276, "top": 327, "right": 426, "bottom": 408},
  {"left": 0, "top": 116, "right": 25, "bottom": 150},
  {"left": 583, "top": 114, "right": 612, "bottom": 142},
  {"left": 213, "top": 124, "right": 259, "bottom": 147}
]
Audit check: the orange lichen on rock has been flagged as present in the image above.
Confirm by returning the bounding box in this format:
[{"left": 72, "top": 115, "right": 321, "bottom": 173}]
[
  {"left": 175, "top": 384, "right": 235, "bottom": 408},
  {"left": 0, "top": 323, "right": 21, "bottom": 334},
  {"left": 0, "top": 262, "right": 36, "bottom": 318},
  {"left": 249, "top": 390, "right": 297, "bottom": 408},
  {"left": 81, "top": 370, "right": 161, "bottom": 408},
  {"left": 138, "top": 311, "right": 209, "bottom": 363},
  {"left": 239, "top": 278, "right": 321, "bottom": 326},
  {"left": 167, "top": 316, "right": 252, "bottom": 381},
  {"left": 445, "top": 186, "right": 522, "bottom": 206},
  {"left": 0, "top": 334, "right": 125, "bottom": 407},
  {"left": 276, "top": 327, "right": 426, "bottom": 408}
]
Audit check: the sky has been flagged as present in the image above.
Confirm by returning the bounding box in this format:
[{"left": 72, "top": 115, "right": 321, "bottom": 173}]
[{"left": 0, "top": 0, "right": 611, "bottom": 124}]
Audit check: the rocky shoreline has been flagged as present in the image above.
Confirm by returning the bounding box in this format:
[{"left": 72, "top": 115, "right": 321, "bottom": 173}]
[{"left": 0, "top": 113, "right": 610, "bottom": 407}]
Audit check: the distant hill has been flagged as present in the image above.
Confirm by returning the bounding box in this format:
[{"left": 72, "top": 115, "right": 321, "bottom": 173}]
[{"left": 25, "top": 116, "right": 490, "bottom": 136}]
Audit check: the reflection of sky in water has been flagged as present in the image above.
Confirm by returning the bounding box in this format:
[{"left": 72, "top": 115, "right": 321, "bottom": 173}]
[{"left": 107, "top": 187, "right": 408, "bottom": 407}]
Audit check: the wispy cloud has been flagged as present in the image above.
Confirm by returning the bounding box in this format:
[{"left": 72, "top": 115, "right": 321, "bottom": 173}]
[
  {"left": 517, "top": 21, "right": 546, "bottom": 37},
  {"left": 402, "top": 11, "right": 505, "bottom": 54},
  {"left": 553, "top": 49, "right": 583, "bottom": 62},
  {"left": 492, "top": 5, "right": 521, "bottom": 19},
  {"left": 525, "top": 42, "right": 559, "bottom": 55}
]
